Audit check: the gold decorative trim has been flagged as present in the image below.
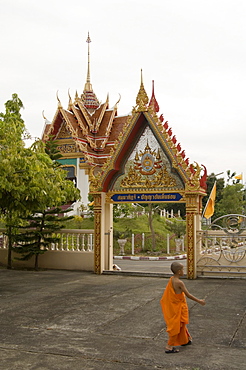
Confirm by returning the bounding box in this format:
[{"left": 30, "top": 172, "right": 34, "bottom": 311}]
[
  {"left": 135, "top": 70, "right": 149, "bottom": 112},
  {"left": 57, "top": 122, "right": 72, "bottom": 139},
  {"left": 89, "top": 168, "right": 102, "bottom": 192},
  {"left": 186, "top": 212, "right": 195, "bottom": 279},
  {"left": 93, "top": 193, "right": 102, "bottom": 274}
]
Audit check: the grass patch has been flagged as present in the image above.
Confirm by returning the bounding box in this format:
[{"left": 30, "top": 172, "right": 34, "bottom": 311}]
[{"left": 63, "top": 214, "right": 185, "bottom": 256}]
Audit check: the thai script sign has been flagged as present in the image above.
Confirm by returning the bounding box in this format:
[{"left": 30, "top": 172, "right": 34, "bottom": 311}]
[{"left": 110, "top": 192, "right": 183, "bottom": 203}]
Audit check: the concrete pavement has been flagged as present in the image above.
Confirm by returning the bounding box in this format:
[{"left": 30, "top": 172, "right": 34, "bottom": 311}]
[{"left": 0, "top": 268, "right": 245, "bottom": 369}]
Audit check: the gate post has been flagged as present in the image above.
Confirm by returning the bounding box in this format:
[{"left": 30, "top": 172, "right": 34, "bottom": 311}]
[
  {"left": 186, "top": 192, "right": 201, "bottom": 279},
  {"left": 104, "top": 201, "right": 113, "bottom": 271},
  {"left": 94, "top": 192, "right": 103, "bottom": 274},
  {"left": 93, "top": 192, "right": 113, "bottom": 274}
]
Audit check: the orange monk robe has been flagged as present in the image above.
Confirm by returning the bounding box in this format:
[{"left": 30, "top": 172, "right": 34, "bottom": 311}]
[{"left": 160, "top": 277, "right": 191, "bottom": 346}]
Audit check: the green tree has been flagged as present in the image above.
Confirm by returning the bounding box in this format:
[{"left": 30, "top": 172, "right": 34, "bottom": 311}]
[
  {"left": 45, "top": 135, "right": 63, "bottom": 166},
  {"left": 113, "top": 203, "right": 136, "bottom": 221},
  {"left": 14, "top": 207, "right": 73, "bottom": 270},
  {"left": 134, "top": 203, "right": 158, "bottom": 250},
  {"left": 217, "top": 184, "right": 245, "bottom": 216},
  {"left": 0, "top": 94, "right": 80, "bottom": 268},
  {"left": 147, "top": 203, "right": 156, "bottom": 250},
  {"left": 165, "top": 218, "right": 186, "bottom": 238}
]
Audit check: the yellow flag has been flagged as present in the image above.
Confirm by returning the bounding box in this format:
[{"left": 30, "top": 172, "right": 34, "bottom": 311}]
[
  {"left": 204, "top": 182, "right": 216, "bottom": 219},
  {"left": 235, "top": 174, "right": 242, "bottom": 180}
]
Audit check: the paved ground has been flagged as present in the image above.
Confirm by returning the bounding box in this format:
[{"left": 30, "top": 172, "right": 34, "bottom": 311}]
[{"left": 0, "top": 268, "right": 245, "bottom": 370}]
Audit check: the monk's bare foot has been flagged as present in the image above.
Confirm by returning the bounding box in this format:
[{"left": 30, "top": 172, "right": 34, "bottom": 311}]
[{"left": 165, "top": 347, "right": 179, "bottom": 353}]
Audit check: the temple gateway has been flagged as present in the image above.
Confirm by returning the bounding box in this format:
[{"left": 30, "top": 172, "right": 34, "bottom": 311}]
[{"left": 42, "top": 35, "right": 207, "bottom": 278}]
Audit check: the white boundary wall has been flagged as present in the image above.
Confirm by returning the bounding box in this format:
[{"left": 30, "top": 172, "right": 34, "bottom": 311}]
[{"left": 0, "top": 229, "right": 94, "bottom": 272}]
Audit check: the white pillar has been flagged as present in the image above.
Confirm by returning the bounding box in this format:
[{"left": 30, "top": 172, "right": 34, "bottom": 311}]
[
  {"left": 167, "top": 234, "right": 170, "bottom": 254},
  {"left": 132, "top": 233, "right": 135, "bottom": 255}
]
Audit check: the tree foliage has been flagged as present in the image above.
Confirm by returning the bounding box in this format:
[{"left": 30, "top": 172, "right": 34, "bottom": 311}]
[
  {"left": 113, "top": 203, "right": 138, "bottom": 221},
  {"left": 14, "top": 207, "right": 73, "bottom": 270},
  {"left": 0, "top": 94, "right": 80, "bottom": 268},
  {"left": 45, "top": 135, "right": 63, "bottom": 166},
  {"left": 165, "top": 218, "right": 186, "bottom": 238},
  {"left": 203, "top": 171, "right": 245, "bottom": 221},
  {"left": 217, "top": 183, "right": 245, "bottom": 216}
]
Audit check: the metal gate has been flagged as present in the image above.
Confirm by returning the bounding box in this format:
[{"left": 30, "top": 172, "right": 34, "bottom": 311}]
[{"left": 197, "top": 214, "right": 246, "bottom": 277}]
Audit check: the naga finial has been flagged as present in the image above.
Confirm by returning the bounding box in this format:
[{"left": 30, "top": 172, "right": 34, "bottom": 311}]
[{"left": 56, "top": 91, "right": 62, "bottom": 109}]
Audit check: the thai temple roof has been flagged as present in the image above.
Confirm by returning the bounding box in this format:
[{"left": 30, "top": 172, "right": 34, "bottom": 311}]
[
  {"left": 42, "top": 33, "right": 128, "bottom": 167},
  {"left": 41, "top": 34, "right": 207, "bottom": 192}
]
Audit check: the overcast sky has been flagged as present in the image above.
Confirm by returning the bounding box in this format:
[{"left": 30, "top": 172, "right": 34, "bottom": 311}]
[{"left": 1, "top": 0, "right": 246, "bottom": 182}]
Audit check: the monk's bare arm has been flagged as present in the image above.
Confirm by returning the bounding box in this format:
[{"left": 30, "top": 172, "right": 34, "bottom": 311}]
[{"left": 179, "top": 281, "right": 206, "bottom": 305}]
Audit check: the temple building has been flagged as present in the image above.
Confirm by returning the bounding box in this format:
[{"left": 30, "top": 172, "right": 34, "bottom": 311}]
[
  {"left": 40, "top": 34, "right": 209, "bottom": 278},
  {"left": 42, "top": 34, "right": 129, "bottom": 213},
  {"left": 41, "top": 34, "right": 206, "bottom": 216}
]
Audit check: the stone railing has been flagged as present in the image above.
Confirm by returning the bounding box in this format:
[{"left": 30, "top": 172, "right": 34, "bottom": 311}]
[
  {"left": 52, "top": 229, "right": 94, "bottom": 252},
  {"left": 0, "top": 228, "right": 95, "bottom": 271},
  {"left": 0, "top": 228, "right": 94, "bottom": 252}
]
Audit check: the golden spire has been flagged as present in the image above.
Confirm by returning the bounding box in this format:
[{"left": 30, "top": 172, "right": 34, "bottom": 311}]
[
  {"left": 136, "top": 69, "right": 148, "bottom": 107},
  {"left": 75, "top": 90, "right": 79, "bottom": 103},
  {"left": 84, "top": 32, "right": 92, "bottom": 91},
  {"left": 82, "top": 33, "right": 100, "bottom": 112}
]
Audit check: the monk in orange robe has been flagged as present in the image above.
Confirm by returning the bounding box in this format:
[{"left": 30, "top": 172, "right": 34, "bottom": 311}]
[{"left": 160, "top": 262, "right": 205, "bottom": 353}]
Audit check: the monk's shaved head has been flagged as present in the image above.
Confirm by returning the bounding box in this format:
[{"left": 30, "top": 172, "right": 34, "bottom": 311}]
[{"left": 171, "top": 261, "right": 183, "bottom": 274}]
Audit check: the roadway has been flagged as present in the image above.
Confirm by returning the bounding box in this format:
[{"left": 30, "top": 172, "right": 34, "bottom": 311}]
[{"left": 113, "top": 258, "right": 187, "bottom": 274}]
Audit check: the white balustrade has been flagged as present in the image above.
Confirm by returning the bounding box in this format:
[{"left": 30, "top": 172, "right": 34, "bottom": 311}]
[{"left": 0, "top": 229, "right": 94, "bottom": 252}]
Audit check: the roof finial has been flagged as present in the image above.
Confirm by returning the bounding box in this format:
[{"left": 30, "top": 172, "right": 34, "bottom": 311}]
[
  {"left": 42, "top": 110, "right": 47, "bottom": 120},
  {"left": 148, "top": 80, "right": 159, "bottom": 113},
  {"left": 136, "top": 69, "right": 148, "bottom": 107},
  {"left": 84, "top": 32, "right": 92, "bottom": 91},
  {"left": 56, "top": 91, "right": 62, "bottom": 109},
  {"left": 82, "top": 33, "right": 100, "bottom": 112},
  {"left": 68, "top": 89, "right": 73, "bottom": 110},
  {"left": 141, "top": 68, "right": 143, "bottom": 84}
]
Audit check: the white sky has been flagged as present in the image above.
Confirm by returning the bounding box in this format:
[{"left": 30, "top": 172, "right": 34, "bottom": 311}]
[{"left": 1, "top": 0, "right": 246, "bottom": 181}]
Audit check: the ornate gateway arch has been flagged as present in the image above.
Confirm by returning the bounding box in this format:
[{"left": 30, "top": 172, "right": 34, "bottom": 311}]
[{"left": 89, "top": 76, "right": 207, "bottom": 279}]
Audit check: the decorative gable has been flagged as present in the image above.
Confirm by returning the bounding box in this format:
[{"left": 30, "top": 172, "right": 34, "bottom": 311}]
[
  {"left": 89, "top": 73, "right": 207, "bottom": 200},
  {"left": 56, "top": 121, "right": 72, "bottom": 139}
]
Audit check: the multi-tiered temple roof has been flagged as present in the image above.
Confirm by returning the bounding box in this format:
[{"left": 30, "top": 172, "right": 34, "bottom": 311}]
[
  {"left": 42, "top": 33, "right": 128, "bottom": 168},
  {"left": 42, "top": 35, "right": 207, "bottom": 192}
]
